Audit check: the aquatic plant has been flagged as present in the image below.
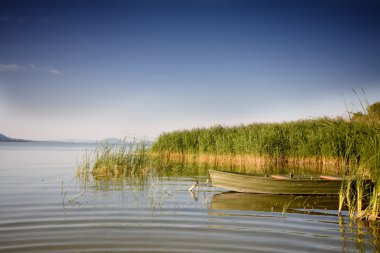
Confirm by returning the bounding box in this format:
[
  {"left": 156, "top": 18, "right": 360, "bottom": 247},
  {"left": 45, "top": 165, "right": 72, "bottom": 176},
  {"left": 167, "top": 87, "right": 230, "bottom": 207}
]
[
  {"left": 281, "top": 199, "right": 293, "bottom": 218},
  {"left": 337, "top": 101, "right": 380, "bottom": 221},
  {"left": 151, "top": 116, "right": 380, "bottom": 173},
  {"left": 339, "top": 133, "right": 380, "bottom": 221},
  {"left": 77, "top": 139, "right": 151, "bottom": 180},
  {"left": 76, "top": 151, "right": 91, "bottom": 179},
  {"left": 151, "top": 98, "right": 380, "bottom": 219}
]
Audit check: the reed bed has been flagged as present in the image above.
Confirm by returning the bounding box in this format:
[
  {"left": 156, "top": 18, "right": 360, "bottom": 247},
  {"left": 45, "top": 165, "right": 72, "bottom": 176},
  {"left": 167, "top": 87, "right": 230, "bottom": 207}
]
[
  {"left": 151, "top": 152, "right": 344, "bottom": 175},
  {"left": 75, "top": 101, "right": 380, "bottom": 220},
  {"left": 152, "top": 117, "right": 379, "bottom": 173},
  {"left": 339, "top": 132, "right": 380, "bottom": 221},
  {"left": 77, "top": 140, "right": 151, "bottom": 181},
  {"left": 76, "top": 140, "right": 207, "bottom": 184},
  {"left": 152, "top": 114, "right": 380, "bottom": 220}
]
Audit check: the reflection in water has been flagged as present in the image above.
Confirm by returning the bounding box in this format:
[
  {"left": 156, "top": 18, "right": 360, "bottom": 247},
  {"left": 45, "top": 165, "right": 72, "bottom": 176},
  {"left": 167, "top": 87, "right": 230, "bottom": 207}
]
[
  {"left": 72, "top": 159, "right": 380, "bottom": 253},
  {"left": 210, "top": 192, "right": 342, "bottom": 215},
  {"left": 1, "top": 142, "right": 379, "bottom": 253},
  {"left": 339, "top": 216, "right": 380, "bottom": 252},
  {"left": 189, "top": 190, "right": 199, "bottom": 201}
]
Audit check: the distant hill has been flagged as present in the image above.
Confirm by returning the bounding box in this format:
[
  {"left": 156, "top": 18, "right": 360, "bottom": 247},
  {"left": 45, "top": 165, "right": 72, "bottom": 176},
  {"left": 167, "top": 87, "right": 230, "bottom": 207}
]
[{"left": 0, "top": 133, "right": 29, "bottom": 142}]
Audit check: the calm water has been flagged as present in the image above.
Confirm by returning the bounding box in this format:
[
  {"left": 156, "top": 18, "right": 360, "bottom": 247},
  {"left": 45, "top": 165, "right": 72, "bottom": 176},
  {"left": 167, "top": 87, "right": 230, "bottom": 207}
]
[{"left": 0, "top": 142, "right": 379, "bottom": 253}]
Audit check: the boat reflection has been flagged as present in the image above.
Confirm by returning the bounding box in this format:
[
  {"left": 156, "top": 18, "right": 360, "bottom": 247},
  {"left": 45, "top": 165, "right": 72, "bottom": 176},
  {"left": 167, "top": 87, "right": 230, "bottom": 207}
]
[{"left": 210, "top": 192, "right": 342, "bottom": 215}]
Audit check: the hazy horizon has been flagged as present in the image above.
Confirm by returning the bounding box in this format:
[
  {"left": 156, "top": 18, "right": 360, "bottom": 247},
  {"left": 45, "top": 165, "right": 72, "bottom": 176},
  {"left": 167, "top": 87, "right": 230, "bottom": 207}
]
[{"left": 1, "top": 0, "right": 379, "bottom": 141}]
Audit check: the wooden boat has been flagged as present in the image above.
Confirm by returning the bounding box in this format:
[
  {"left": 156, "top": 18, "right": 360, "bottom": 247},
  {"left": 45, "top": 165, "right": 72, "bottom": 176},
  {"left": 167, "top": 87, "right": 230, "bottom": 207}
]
[
  {"left": 210, "top": 192, "right": 342, "bottom": 213},
  {"left": 209, "top": 169, "right": 346, "bottom": 195}
]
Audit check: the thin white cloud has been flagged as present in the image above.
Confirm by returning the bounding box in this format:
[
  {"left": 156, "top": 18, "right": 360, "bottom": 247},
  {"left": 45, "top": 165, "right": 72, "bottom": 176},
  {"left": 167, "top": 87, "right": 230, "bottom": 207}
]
[
  {"left": 28, "top": 64, "right": 37, "bottom": 70},
  {"left": 0, "top": 64, "right": 25, "bottom": 72},
  {"left": 0, "top": 64, "right": 63, "bottom": 75},
  {"left": 48, "top": 68, "right": 63, "bottom": 75}
]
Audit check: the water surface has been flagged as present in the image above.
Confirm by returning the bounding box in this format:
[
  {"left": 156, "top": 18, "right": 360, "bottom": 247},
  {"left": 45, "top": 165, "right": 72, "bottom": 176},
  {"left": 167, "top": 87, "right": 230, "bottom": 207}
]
[{"left": 0, "top": 142, "right": 378, "bottom": 252}]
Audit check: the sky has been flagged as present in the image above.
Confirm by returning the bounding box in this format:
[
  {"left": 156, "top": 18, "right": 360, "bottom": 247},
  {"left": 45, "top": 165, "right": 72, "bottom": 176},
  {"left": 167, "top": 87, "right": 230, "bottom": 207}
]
[{"left": 0, "top": 0, "right": 380, "bottom": 141}]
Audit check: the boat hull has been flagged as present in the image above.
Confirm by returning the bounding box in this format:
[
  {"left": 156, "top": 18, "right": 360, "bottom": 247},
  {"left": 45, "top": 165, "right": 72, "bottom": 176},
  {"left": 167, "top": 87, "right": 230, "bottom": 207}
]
[{"left": 209, "top": 170, "right": 342, "bottom": 195}]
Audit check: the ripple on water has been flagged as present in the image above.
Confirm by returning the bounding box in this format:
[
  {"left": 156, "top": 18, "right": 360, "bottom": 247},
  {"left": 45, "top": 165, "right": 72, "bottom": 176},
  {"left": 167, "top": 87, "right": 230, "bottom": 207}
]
[
  {"left": 0, "top": 197, "right": 376, "bottom": 253},
  {"left": 0, "top": 143, "right": 378, "bottom": 253}
]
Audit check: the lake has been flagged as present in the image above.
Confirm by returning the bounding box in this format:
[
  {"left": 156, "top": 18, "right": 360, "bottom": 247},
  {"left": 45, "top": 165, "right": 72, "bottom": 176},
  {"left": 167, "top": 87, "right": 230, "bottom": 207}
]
[{"left": 0, "top": 142, "right": 379, "bottom": 252}]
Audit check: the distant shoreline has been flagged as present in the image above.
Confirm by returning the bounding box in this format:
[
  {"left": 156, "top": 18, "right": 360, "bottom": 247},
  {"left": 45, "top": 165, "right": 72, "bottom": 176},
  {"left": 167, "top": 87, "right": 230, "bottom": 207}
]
[
  {"left": 0, "top": 140, "right": 32, "bottom": 142},
  {"left": 0, "top": 133, "right": 130, "bottom": 144},
  {"left": 0, "top": 133, "right": 31, "bottom": 142}
]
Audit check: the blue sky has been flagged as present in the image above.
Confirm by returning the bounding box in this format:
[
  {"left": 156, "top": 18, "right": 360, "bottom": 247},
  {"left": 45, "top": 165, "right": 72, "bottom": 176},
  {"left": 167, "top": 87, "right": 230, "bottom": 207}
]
[{"left": 0, "top": 0, "right": 379, "bottom": 141}]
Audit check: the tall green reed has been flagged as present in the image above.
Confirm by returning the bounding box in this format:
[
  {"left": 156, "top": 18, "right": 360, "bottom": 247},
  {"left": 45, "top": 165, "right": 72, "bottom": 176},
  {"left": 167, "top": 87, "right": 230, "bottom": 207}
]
[
  {"left": 77, "top": 139, "right": 151, "bottom": 181},
  {"left": 338, "top": 133, "right": 380, "bottom": 221},
  {"left": 337, "top": 98, "right": 380, "bottom": 220},
  {"left": 152, "top": 117, "right": 379, "bottom": 172}
]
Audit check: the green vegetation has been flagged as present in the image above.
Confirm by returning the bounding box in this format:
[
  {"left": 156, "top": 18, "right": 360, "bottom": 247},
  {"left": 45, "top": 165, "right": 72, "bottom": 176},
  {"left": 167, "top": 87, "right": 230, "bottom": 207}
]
[
  {"left": 352, "top": 102, "right": 380, "bottom": 123},
  {"left": 76, "top": 140, "right": 211, "bottom": 195},
  {"left": 77, "top": 140, "right": 151, "bottom": 180},
  {"left": 152, "top": 117, "right": 379, "bottom": 173},
  {"left": 339, "top": 103, "right": 380, "bottom": 221},
  {"left": 152, "top": 101, "right": 380, "bottom": 220},
  {"left": 77, "top": 100, "right": 380, "bottom": 220}
]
